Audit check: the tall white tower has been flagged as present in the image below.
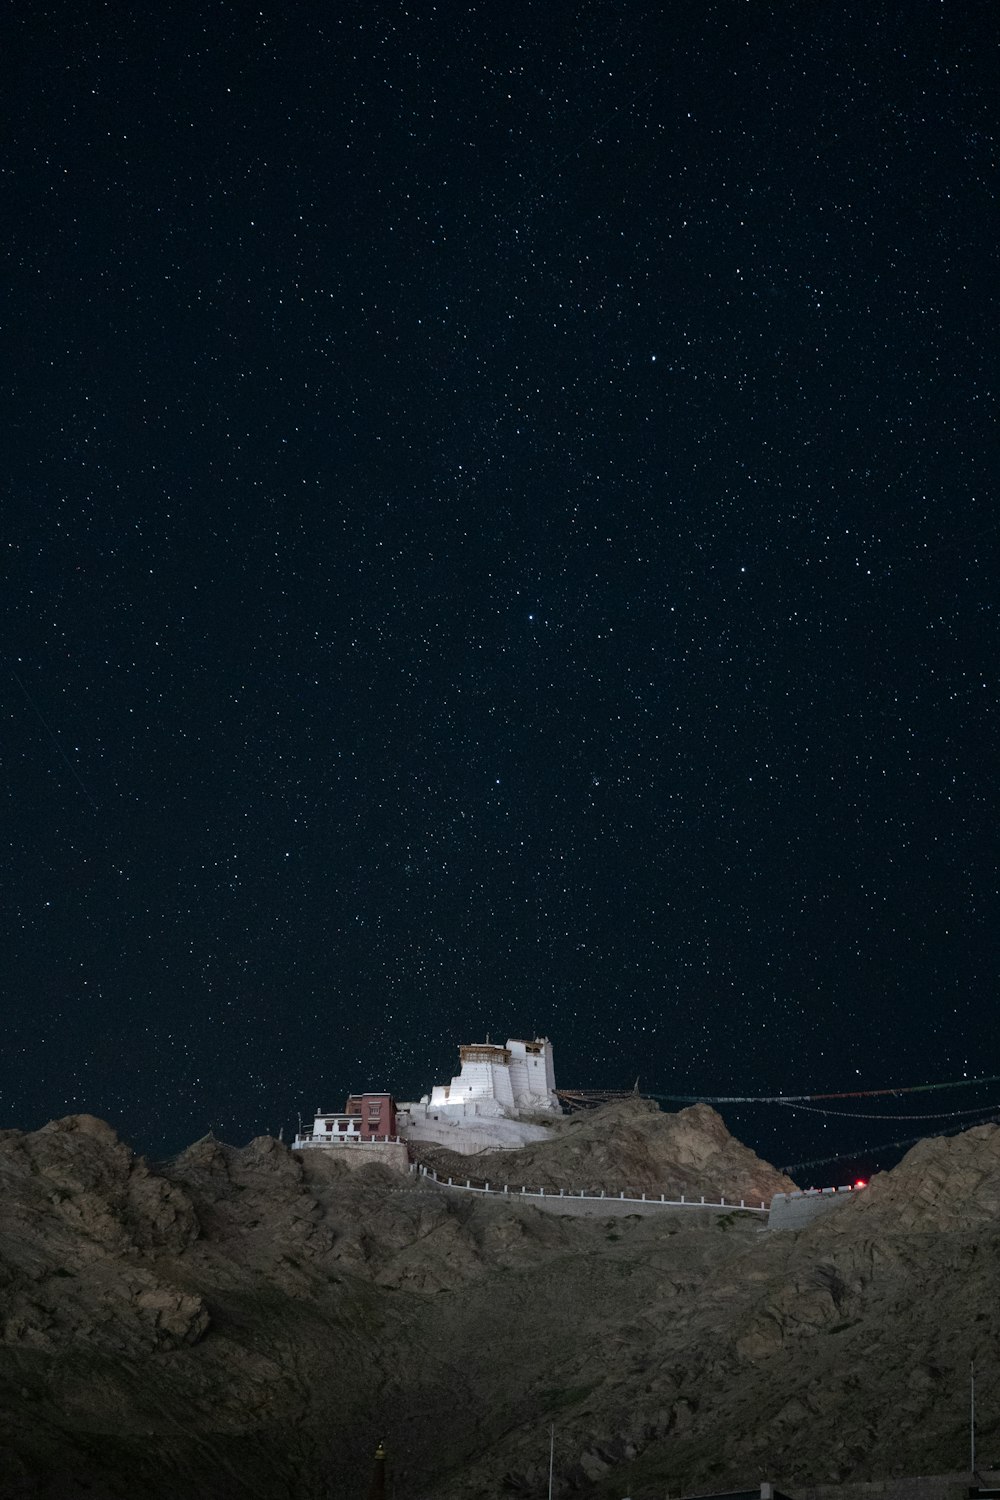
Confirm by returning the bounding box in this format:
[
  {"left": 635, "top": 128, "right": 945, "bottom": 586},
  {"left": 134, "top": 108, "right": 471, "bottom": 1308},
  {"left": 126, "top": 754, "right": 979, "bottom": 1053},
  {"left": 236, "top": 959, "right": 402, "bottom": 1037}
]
[{"left": 506, "top": 1037, "right": 559, "bottom": 1113}]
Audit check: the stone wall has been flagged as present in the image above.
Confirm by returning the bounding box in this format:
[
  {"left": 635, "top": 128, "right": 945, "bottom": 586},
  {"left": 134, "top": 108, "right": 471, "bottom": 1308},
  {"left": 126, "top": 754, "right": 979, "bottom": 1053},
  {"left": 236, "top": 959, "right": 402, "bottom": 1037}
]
[
  {"left": 768, "top": 1188, "right": 862, "bottom": 1230},
  {"left": 293, "top": 1140, "right": 411, "bottom": 1176},
  {"left": 399, "top": 1116, "right": 553, "bottom": 1154},
  {"left": 459, "top": 1192, "right": 762, "bottom": 1221},
  {"left": 416, "top": 1168, "right": 769, "bottom": 1219}
]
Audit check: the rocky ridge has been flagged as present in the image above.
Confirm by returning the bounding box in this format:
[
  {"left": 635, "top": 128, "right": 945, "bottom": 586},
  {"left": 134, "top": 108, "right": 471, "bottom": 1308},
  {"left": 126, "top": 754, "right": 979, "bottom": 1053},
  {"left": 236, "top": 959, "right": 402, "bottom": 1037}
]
[
  {"left": 0, "top": 1103, "right": 997, "bottom": 1500},
  {"left": 409, "top": 1096, "right": 796, "bottom": 1203}
]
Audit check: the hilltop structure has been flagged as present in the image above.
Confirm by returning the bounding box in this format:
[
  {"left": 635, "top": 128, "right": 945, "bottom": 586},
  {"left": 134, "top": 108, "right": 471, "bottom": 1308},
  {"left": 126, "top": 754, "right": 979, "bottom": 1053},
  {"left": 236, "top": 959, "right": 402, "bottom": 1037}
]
[
  {"left": 430, "top": 1037, "right": 558, "bottom": 1117},
  {"left": 396, "top": 1036, "right": 561, "bottom": 1154},
  {"left": 290, "top": 1036, "right": 561, "bottom": 1159},
  {"left": 294, "top": 1093, "right": 398, "bottom": 1147},
  {"left": 291, "top": 1092, "right": 408, "bottom": 1172}
]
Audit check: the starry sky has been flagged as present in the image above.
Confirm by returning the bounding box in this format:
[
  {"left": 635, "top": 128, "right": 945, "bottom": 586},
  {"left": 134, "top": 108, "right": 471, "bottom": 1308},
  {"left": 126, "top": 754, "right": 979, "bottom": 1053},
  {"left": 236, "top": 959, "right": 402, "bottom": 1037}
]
[{"left": 4, "top": 1, "right": 997, "bottom": 1168}]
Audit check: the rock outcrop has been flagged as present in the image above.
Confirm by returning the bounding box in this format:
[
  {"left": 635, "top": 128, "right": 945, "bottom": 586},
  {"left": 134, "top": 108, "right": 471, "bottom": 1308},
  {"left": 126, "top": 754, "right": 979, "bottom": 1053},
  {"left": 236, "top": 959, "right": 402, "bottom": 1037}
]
[
  {"left": 0, "top": 1107, "right": 998, "bottom": 1500},
  {"left": 410, "top": 1096, "right": 795, "bottom": 1203},
  {"left": 818, "top": 1120, "right": 1000, "bottom": 1232}
]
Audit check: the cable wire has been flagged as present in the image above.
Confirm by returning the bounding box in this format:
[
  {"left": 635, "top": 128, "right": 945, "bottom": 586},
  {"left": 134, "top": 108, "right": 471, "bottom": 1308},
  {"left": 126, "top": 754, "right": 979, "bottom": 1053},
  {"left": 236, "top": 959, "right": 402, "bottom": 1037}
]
[
  {"left": 644, "top": 1072, "right": 1000, "bottom": 1106},
  {"left": 782, "top": 1113, "right": 1000, "bottom": 1174},
  {"left": 776, "top": 1100, "right": 1000, "bottom": 1123}
]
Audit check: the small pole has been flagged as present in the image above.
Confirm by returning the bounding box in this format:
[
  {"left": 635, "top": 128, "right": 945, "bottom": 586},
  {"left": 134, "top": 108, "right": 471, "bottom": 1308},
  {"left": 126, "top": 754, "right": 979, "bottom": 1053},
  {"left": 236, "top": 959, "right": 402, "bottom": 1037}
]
[
  {"left": 367, "top": 1441, "right": 387, "bottom": 1500},
  {"left": 971, "top": 1359, "right": 976, "bottom": 1475},
  {"left": 548, "top": 1422, "right": 555, "bottom": 1500}
]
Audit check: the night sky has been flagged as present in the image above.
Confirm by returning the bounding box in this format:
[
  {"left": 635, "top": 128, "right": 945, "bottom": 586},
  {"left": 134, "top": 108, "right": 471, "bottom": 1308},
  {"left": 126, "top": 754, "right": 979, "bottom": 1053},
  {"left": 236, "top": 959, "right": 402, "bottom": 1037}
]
[{"left": 5, "top": 2, "right": 997, "bottom": 1170}]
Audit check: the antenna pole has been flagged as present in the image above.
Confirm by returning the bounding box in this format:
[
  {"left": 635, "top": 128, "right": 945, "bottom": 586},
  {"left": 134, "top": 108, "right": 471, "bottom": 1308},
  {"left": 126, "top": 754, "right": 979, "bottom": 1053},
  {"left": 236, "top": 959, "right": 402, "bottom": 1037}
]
[
  {"left": 971, "top": 1359, "right": 976, "bottom": 1475},
  {"left": 548, "top": 1423, "right": 554, "bottom": 1500}
]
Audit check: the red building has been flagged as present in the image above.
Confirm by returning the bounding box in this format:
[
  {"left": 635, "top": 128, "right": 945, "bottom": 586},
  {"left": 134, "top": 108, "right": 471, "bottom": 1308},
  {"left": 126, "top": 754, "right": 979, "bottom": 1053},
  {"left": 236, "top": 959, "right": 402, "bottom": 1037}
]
[
  {"left": 293, "top": 1093, "right": 398, "bottom": 1147},
  {"left": 345, "top": 1093, "right": 397, "bottom": 1140}
]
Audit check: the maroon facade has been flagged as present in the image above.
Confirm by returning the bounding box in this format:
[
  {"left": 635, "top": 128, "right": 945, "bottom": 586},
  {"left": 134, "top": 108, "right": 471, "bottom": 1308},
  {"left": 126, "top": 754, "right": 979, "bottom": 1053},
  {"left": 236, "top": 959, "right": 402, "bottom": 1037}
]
[{"left": 345, "top": 1093, "right": 397, "bottom": 1139}]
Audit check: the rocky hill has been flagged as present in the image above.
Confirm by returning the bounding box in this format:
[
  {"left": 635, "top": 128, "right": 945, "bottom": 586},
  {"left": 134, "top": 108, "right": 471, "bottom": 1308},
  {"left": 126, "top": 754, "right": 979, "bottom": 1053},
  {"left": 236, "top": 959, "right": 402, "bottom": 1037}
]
[
  {"left": 0, "top": 1105, "right": 998, "bottom": 1500},
  {"left": 410, "top": 1096, "right": 796, "bottom": 1203}
]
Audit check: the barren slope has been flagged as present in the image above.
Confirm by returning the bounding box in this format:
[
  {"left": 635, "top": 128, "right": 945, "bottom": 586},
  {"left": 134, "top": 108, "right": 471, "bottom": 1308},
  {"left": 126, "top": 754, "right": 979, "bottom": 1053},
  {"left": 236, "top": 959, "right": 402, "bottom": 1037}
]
[
  {"left": 409, "top": 1096, "right": 796, "bottom": 1203},
  {"left": 0, "top": 1109, "right": 997, "bottom": 1500}
]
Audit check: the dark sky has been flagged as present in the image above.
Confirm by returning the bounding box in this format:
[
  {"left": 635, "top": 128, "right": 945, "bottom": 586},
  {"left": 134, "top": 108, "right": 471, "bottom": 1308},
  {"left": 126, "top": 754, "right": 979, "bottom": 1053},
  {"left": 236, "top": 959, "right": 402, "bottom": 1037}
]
[{"left": 4, "top": 1, "right": 997, "bottom": 1168}]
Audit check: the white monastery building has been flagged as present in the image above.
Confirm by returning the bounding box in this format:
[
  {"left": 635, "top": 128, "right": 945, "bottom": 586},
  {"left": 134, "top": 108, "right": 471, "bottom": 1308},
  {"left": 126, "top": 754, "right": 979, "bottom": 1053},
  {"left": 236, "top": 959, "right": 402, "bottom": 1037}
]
[
  {"left": 428, "top": 1038, "right": 558, "bottom": 1116},
  {"left": 396, "top": 1037, "right": 561, "bottom": 1154}
]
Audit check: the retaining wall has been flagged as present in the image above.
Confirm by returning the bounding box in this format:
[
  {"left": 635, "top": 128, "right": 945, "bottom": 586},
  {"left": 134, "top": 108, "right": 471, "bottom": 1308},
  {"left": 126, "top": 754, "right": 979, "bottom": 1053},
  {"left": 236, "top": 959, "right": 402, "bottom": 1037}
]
[
  {"left": 416, "top": 1165, "right": 768, "bottom": 1216},
  {"left": 294, "top": 1140, "right": 411, "bottom": 1176},
  {"left": 398, "top": 1117, "right": 554, "bottom": 1153},
  {"left": 768, "top": 1185, "right": 866, "bottom": 1230}
]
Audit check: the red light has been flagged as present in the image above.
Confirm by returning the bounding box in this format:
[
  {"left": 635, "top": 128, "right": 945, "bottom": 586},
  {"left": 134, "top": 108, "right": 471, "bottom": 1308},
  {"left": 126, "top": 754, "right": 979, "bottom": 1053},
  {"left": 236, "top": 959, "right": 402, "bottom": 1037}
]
[{"left": 854, "top": 1179, "right": 867, "bottom": 1189}]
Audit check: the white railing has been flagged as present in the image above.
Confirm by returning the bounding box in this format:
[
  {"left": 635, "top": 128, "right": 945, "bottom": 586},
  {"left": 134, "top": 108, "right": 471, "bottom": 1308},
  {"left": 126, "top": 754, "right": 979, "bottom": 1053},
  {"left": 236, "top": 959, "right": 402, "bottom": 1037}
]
[
  {"left": 416, "top": 1165, "right": 767, "bottom": 1213},
  {"left": 293, "top": 1135, "right": 402, "bottom": 1149}
]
